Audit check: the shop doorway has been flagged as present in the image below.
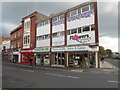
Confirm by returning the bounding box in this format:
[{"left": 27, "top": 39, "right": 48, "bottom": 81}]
[{"left": 53, "top": 53, "right": 65, "bottom": 65}]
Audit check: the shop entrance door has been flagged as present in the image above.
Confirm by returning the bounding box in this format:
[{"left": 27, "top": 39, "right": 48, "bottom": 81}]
[{"left": 54, "top": 53, "right": 64, "bottom": 65}]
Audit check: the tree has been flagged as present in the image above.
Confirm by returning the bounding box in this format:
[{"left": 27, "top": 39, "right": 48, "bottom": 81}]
[
  {"left": 99, "top": 46, "right": 106, "bottom": 57},
  {"left": 106, "top": 49, "right": 113, "bottom": 57}
]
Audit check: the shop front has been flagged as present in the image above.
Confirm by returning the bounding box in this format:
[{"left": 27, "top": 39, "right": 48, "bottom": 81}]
[
  {"left": 51, "top": 46, "right": 99, "bottom": 68},
  {"left": 20, "top": 48, "right": 34, "bottom": 64},
  {"left": 34, "top": 47, "right": 50, "bottom": 66},
  {"left": 12, "top": 51, "right": 19, "bottom": 63}
]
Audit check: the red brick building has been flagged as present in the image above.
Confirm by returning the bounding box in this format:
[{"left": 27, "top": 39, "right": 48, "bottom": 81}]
[
  {"left": 10, "top": 11, "right": 47, "bottom": 63},
  {"left": 10, "top": 25, "right": 23, "bottom": 62},
  {"left": 20, "top": 11, "right": 47, "bottom": 64}
]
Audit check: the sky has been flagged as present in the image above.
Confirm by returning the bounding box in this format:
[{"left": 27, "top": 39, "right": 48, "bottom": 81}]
[{"left": 0, "top": 0, "right": 118, "bottom": 52}]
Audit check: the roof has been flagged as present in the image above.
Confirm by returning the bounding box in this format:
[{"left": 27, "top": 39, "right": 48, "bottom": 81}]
[
  {"left": 22, "top": 11, "right": 48, "bottom": 21},
  {"left": 0, "top": 37, "right": 10, "bottom": 45},
  {"left": 10, "top": 25, "right": 22, "bottom": 34}
]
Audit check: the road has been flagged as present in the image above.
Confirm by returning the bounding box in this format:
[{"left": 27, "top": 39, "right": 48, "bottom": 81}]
[{"left": 2, "top": 61, "right": 119, "bottom": 88}]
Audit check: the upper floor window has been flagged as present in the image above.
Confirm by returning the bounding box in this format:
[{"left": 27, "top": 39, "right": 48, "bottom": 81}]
[
  {"left": 71, "top": 10, "right": 77, "bottom": 16},
  {"left": 90, "top": 4, "right": 94, "bottom": 10},
  {"left": 82, "top": 5, "right": 89, "bottom": 13},
  {"left": 59, "top": 14, "right": 64, "bottom": 20},
  {"left": 44, "top": 34, "right": 50, "bottom": 39},
  {"left": 83, "top": 26, "right": 90, "bottom": 32},
  {"left": 53, "top": 32, "right": 58, "bottom": 38},
  {"left": 78, "top": 27, "right": 81, "bottom": 33},
  {"left": 71, "top": 29, "right": 77, "bottom": 34},
  {"left": 52, "top": 17, "right": 58, "bottom": 22},
  {"left": 91, "top": 24, "right": 95, "bottom": 31},
  {"left": 78, "top": 8, "right": 81, "bottom": 14},
  {"left": 59, "top": 31, "right": 64, "bottom": 36},
  {"left": 25, "top": 21, "right": 30, "bottom": 29},
  {"left": 67, "top": 12, "right": 70, "bottom": 17}
]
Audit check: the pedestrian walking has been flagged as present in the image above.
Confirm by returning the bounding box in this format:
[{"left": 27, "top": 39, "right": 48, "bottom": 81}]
[
  {"left": 101, "top": 57, "right": 104, "bottom": 63},
  {"left": 29, "top": 57, "right": 33, "bottom": 66},
  {"left": 34, "top": 57, "right": 36, "bottom": 66}
]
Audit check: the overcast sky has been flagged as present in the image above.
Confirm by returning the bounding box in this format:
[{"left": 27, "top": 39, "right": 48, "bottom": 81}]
[{"left": 1, "top": 1, "right": 118, "bottom": 52}]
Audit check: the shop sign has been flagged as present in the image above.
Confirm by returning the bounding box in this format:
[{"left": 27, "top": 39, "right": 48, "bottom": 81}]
[
  {"left": 67, "top": 31, "right": 95, "bottom": 45},
  {"left": 20, "top": 49, "right": 34, "bottom": 53},
  {"left": 34, "top": 47, "right": 50, "bottom": 52},
  {"left": 52, "top": 46, "right": 88, "bottom": 52},
  {"left": 13, "top": 52, "right": 19, "bottom": 55}
]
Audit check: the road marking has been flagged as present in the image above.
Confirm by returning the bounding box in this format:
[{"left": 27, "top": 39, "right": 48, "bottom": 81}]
[
  {"left": 19, "top": 69, "right": 34, "bottom": 72},
  {"left": 107, "top": 80, "right": 119, "bottom": 83},
  {"left": 45, "top": 73, "right": 79, "bottom": 79}
]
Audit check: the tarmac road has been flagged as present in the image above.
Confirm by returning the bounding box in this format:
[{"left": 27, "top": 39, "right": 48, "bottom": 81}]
[{"left": 2, "top": 61, "right": 119, "bottom": 88}]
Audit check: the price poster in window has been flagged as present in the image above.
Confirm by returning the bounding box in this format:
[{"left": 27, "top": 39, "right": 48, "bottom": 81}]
[{"left": 36, "top": 57, "right": 41, "bottom": 65}]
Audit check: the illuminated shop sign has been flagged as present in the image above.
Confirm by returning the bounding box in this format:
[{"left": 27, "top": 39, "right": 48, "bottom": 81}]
[
  {"left": 34, "top": 47, "right": 50, "bottom": 52},
  {"left": 70, "top": 34, "right": 91, "bottom": 43},
  {"left": 20, "top": 49, "right": 34, "bottom": 53}
]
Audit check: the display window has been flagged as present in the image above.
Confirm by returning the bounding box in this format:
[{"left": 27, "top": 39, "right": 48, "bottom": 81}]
[
  {"left": 21, "top": 53, "right": 34, "bottom": 64},
  {"left": 68, "top": 52, "right": 95, "bottom": 68},
  {"left": 36, "top": 54, "right": 50, "bottom": 66}
]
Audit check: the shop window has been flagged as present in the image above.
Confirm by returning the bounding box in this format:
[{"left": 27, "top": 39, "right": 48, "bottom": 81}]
[
  {"left": 83, "top": 26, "right": 90, "bottom": 32},
  {"left": 91, "top": 24, "right": 95, "bottom": 31},
  {"left": 82, "top": 5, "right": 89, "bottom": 13},
  {"left": 71, "top": 10, "right": 77, "bottom": 16},
  {"left": 59, "top": 14, "right": 64, "bottom": 20},
  {"left": 78, "top": 8, "right": 81, "bottom": 14},
  {"left": 78, "top": 27, "right": 81, "bottom": 33},
  {"left": 90, "top": 4, "right": 94, "bottom": 10},
  {"left": 71, "top": 29, "right": 77, "bottom": 34}
]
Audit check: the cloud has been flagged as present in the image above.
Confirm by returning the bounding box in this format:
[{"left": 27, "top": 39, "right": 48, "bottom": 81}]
[
  {"left": 99, "top": 36, "right": 118, "bottom": 52},
  {"left": 2, "top": 22, "right": 18, "bottom": 37}
]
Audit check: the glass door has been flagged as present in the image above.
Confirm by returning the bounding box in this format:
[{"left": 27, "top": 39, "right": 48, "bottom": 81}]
[{"left": 53, "top": 52, "right": 65, "bottom": 65}]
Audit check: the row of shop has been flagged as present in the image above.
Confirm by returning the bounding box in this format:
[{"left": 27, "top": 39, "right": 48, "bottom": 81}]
[{"left": 11, "top": 45, "right": 99, "bottom": 68}]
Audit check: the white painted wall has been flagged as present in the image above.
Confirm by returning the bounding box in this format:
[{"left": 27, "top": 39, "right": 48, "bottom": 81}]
[
  {"left": 67, "top": 15, "right": 94, "bottom": 30},
  {"left": 52, "top": 24, "right": 64, "bottom": 33},
  {"left": 36, "top": 24, "right": 50, "bottom": 47},
  {"left": 37, "top": 24, "right": 50, "bottom": 36},
  {"left": 52, "top": 36, "right": 65, "bottom": 46},
  {"left": 23, "top": 18, "right": 31, "bottom": 49}
]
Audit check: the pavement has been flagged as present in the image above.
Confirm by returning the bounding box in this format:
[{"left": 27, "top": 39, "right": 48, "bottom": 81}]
[{"left": 7, "top": 59, "right": 119, "bottom": 74}]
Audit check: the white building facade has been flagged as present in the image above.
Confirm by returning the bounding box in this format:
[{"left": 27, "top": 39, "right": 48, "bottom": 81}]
[{"left": 35, "top": 2, "right": 99, "bottom": 68}]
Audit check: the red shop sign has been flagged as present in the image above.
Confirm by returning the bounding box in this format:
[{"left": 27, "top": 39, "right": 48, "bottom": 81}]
[{"left": 20, "top": 48, "right": 34, "bottom": 53}]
